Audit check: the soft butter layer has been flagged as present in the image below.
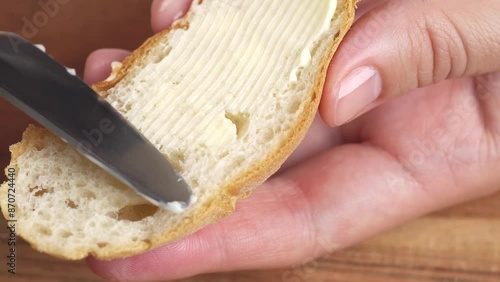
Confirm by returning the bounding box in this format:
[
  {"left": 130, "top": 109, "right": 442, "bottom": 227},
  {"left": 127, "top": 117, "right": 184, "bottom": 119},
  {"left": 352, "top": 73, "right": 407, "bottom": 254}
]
[{"left": 106, "top": 0, "right": 337, "bottom": 190}]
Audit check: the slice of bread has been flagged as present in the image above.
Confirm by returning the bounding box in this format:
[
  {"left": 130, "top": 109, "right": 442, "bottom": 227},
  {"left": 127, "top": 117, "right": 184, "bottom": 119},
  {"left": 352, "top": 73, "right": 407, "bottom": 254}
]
[{"left": 1, "top": 0, "right": 357, "bottom": 260}]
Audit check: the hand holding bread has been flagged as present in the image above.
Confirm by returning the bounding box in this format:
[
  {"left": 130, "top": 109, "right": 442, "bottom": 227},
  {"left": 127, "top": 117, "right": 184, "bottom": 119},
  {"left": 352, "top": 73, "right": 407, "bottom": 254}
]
[
  {"left": 1, "top": 0, "right": 357, "bottom": 260},
  {"left": 3, "top": 0, "right": 500, "bottom": 281}
]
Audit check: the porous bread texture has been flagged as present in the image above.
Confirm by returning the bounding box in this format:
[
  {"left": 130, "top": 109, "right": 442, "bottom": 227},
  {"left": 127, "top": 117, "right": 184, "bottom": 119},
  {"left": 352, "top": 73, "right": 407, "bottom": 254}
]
[{"left": 0, "top": 0, "right": 357, "bottom": 260}]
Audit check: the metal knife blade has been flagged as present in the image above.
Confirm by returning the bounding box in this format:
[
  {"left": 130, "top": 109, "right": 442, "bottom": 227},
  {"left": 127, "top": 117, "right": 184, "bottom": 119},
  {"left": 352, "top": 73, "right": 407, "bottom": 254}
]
[{"left": 0, "top": 32, "right": 193, "bottom": 212}]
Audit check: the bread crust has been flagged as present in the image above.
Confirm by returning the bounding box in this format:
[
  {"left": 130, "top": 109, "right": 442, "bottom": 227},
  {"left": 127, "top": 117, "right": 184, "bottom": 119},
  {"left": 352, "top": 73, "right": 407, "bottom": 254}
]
[{"left": 1, "top": 0, "right": 358, "bottom": 260}]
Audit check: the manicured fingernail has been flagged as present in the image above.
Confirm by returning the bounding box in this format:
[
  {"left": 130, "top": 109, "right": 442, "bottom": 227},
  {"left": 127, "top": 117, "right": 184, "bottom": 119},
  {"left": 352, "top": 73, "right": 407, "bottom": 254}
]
[{"left": 334, "top": 66, "right": 382, "bottom": 125}]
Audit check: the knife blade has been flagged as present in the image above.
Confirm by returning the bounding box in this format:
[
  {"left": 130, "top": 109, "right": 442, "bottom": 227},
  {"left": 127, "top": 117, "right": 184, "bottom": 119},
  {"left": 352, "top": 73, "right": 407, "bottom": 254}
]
[{"left": 0, "top": 32, "right": 193, "bottom": 213}]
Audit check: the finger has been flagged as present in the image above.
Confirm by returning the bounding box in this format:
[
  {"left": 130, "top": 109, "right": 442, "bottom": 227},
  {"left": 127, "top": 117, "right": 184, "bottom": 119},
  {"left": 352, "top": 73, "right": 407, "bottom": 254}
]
[
  {"left": 321, "top": 0, "right": 500, "bottom": 126},
  {"left": 87, "top": 142, "right": 497, "bottom": 281},
  {"left": 475, "top": 71, "right": 500, "bottom": 134},
  {"left": 354, "top": 0, "right": 387, "bottom": 21},
  {"left": 83, "top": 49, "right": 131, "bottom": 85},
  {"left": 151, "top": 0, "right": 193, "bottom": 33}
]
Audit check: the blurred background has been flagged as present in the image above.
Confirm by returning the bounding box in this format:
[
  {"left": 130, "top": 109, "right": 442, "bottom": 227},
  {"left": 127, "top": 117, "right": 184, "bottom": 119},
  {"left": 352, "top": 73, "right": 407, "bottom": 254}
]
[{"left": 0, "top": 1, "right": 499, "bottom": 282}]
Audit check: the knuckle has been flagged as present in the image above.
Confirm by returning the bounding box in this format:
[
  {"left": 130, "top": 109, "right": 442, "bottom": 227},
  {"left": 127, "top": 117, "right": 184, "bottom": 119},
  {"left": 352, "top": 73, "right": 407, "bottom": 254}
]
[{"left": 410, "top": 6, "right": 469, "bottom": 86}]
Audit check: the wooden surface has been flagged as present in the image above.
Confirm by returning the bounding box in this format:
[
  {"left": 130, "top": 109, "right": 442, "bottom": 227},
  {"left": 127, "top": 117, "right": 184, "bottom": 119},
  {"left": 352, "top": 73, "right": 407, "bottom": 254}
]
[{"left": 1, "top": 1, "right": 500, "bottom": 281}]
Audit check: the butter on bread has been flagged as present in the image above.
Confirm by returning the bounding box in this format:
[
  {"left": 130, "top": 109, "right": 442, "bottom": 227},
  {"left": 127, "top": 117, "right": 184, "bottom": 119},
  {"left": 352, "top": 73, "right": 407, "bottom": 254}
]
[{"left": 0, "top": 0, "right": 357, "bottom": 260}]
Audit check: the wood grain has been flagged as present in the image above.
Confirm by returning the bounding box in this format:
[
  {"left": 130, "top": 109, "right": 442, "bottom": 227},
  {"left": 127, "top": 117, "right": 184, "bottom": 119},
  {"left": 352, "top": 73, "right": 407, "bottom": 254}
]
[{"left": 1, "top": 1, "right": 499, "bottom": 281}]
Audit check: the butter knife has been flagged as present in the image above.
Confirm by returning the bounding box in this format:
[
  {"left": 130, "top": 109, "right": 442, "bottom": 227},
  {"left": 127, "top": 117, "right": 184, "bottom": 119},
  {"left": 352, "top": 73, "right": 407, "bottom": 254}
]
[{"left": 0, "top": 32, "right": 193, "bottom": 213}]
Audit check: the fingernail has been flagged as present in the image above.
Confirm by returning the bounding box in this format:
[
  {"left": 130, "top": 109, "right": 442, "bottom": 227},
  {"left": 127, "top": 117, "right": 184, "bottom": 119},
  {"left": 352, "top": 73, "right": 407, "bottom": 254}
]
[
  {"left": 173, "top": 11, "right": 184, "bottom": 21},
  {"left": 157, "top": 0, "right": 173, "bottom": 12},
  {"left": 334, "top": 66, "right": 382, "bottom": 125}
]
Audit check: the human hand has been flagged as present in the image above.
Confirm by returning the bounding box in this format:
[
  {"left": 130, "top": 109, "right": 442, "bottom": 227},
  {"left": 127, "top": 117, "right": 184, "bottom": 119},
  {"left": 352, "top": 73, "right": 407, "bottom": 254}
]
[{"left": 86, "top": 0, "right": 500, "bottom": 281}]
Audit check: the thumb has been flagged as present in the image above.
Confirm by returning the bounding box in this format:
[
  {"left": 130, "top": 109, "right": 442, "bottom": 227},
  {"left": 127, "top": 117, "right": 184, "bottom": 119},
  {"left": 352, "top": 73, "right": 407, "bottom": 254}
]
[{"left": 320, "top": 0, "right": 500, "bottom": 126}]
